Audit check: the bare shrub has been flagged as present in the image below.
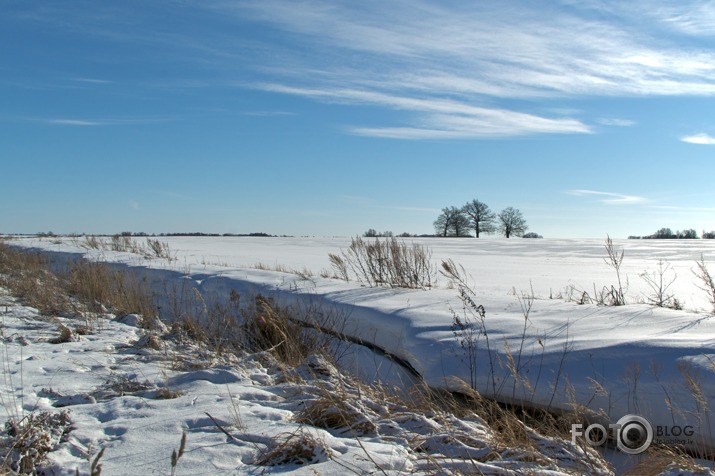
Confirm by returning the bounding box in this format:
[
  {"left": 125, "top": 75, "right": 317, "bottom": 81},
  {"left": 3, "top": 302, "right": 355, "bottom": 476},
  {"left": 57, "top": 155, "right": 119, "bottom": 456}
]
[
  {"left": 640, "top": 259, "right": 681, "bottom": 309},
  {"left": 693, "top": 255, "right": 715, "bottom": 314},
  {"left": 331, "top": 236, "right": 435, "bottom": 289}
]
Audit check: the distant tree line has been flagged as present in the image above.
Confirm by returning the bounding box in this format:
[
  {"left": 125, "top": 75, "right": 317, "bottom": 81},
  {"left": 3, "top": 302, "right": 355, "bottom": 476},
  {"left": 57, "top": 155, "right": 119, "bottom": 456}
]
[
  {"left": 432, "top": 200, "right": 535, "bottom": 238},
  {"left": 628, "top": 228, "right": 715, "bottom": 240},
  {"left": 158, "top": 232, "right": 276, "bottom": 237},
  {"left": 51, "top": 232, "right": 283, "bottom": 238},
  {"left": 362, "top": 229, "right": 415, "bottom": 238}
]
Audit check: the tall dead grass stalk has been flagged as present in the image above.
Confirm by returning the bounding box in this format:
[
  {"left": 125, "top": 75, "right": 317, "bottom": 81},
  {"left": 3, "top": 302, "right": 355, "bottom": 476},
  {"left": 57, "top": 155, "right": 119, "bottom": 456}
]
[{"left": 331, "top": 236, "right": 435, "bottom": 289}]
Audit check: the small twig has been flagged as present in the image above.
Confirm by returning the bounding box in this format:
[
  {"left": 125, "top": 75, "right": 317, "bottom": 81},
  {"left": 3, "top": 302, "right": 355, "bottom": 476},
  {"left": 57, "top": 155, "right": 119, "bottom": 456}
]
[{"left": 205, "top": 412, "right": 241, "bottom": 444}]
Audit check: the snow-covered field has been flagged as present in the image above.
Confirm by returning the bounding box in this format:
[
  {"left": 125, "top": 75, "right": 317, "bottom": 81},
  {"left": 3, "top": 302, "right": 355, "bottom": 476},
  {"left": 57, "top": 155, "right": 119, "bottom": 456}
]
[{"left": 5, "top": 235, "right": 715, "bottom": 474}]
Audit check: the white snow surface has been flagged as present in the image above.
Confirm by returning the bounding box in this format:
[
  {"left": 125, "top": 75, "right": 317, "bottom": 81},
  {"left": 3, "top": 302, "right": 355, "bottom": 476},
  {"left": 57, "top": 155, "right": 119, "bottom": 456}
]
[{"left": 6, "top": 235, "right": 715, "bottom": 473}]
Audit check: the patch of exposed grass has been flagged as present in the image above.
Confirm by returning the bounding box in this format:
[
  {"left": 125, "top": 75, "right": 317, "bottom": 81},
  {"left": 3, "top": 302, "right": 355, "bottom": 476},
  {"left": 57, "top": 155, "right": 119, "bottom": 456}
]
[
  {"left": 0, "top": 410, "right": 73, "bottom": 474},
  {"left": 256, "top": 428, "right": 331, "bottom": 467}
]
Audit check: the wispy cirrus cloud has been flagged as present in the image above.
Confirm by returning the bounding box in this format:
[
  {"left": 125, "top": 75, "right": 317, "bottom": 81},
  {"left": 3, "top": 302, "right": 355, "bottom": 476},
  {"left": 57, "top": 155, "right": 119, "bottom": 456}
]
[
  {"left": 681, "top": 133, "right": 715, "bottom": 144},
  {"left": 46, "top": 118, "right": 104, "bottom": 126},
  {"left": 69, "top": 77, "right": 113, "bottom": 85},
  {"left": 260, "top": 84, "right": 590, "bottom": 138},
  {"left": 14, "top": 1, "right": 715, "bottom": 139},
  {"left": 38, "top": 116, "right": 175, "bottom": 126},
  {"left": 217, "top": 0, "right": 715, "bottom": 139},
  {"left": 566, "top": 189, "right": 648, "bottom": 205},
  {"left": 597, "top": 118, "right": 636, "bottom": 127},
  {"left": 229, "top": 0, "right": 715, "bottom": 97},
  {"left": 241, "top": 111, "right": 295, "bottom": 117}
]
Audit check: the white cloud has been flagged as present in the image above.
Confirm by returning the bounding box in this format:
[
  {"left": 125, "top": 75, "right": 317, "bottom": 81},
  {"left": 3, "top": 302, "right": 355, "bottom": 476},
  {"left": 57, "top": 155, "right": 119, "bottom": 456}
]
[
  {"left": 47, "top": 119, "right": 103, "bottom": 126},
  {"left": 23, "top": 1, "right": 715, "bottom": 139},
  {"left": 681, "top": 133, "right": 715, "bottom": 145},
  {"left": 233, "top": 0, "right": 715, "bottom": 97},
  {"left": 242, "top": 111, "right": 295, "bottom": 117},
  {"left": 566, "top": 189, "right": 648, "bottom": 205},
  {"left": 261, "top": 84, "right": 591, "bottom": 138},
  {"left": 70, "top": 77, "right": 113, "bottom": 85},
  {"left": 40, "top": 116, "right": 175, "bottom": 127},
  {"left": 219, "top": 0, "right": 715, "bottom": 139},
  {"left": 597, "top": 118, "right": 636, "bottom": 127}
]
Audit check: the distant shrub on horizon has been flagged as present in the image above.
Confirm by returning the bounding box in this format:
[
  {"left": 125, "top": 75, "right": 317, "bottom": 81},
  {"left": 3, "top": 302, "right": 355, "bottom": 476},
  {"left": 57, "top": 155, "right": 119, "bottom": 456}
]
[{"left": 629, "top": 227, "right": 700, "bottom": 239}]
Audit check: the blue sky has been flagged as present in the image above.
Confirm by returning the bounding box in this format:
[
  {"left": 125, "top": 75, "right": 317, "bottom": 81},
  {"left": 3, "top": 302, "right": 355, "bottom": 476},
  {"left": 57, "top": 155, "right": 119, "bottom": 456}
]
[{"left": 3, "top": 0, "right": 715, "bottom": 238}]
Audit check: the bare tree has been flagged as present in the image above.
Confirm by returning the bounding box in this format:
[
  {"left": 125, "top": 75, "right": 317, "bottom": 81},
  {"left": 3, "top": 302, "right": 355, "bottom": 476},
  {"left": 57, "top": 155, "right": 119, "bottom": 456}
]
[
  {"left": 462, "top": 199, "right": 496, "bottom": 238},
  {"left": 498, "top": 207, "right": 528, "bottom": 238},
  {"left": 452, "top": 212, "right": 471, "bottom": 237},
  {"left": 434, "top": 207, "right": 470, "bottom": 237},
  {"left": 434, "top": 207, "right": 455, "bottom": 237}
]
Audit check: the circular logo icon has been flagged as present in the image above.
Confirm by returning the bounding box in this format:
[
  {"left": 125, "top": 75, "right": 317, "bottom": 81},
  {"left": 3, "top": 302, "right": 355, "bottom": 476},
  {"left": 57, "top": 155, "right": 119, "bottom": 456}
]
[{"left": 615, "top": 414, "right": 653, "bottom": 455}]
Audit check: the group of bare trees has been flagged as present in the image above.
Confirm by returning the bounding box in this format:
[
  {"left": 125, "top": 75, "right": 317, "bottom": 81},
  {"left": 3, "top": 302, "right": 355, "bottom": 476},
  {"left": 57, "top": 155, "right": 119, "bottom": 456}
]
[
  {"left": 433, "top": 200, "right": 529, "bottom": 238},
  {"left": 629, "top": 228, "right": 701, "bottom": 240}
]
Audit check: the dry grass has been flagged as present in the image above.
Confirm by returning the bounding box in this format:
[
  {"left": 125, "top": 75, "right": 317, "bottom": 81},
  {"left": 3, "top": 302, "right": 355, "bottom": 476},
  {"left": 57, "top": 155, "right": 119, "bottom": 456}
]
[
  {"left": 0, "top": 242, "right": 71, "bottom": 316},
  {"left": 253, "top": 262, "right": 315, "bottom": 280},
  {"left": 331, "top": 236, "right": 435, "bottom": 289},
  {"left": 242, "top": 295, "right": 317, "bottom": 367},
  {"left": 294, "top": 386, "right": 377, "bottom": 436},
  {"left": 255, "top": 427, "right": 331, "bottom": 467},
  {"left": 1, "top": 410, "right": 73, "bottom": 474},
  {"left": 145, "top": 238, "right": 174, "bottom": 261},
  {"left": 624, "top": 445, "right": 710, "bottom": 475},
  {"left": 49, "top": 324, "right": 75, "bottom": 344},
  {"left": 76, "top": 235, "right": 176, "bottom": 262},
  {"left": 170, "top": 431, "right": 186, "bottom": 476},
  {"left": 603, "top": 235, "right": 627, "bottom": 306},
  {"left": 0, "top": 240, "right": 157, "bottom": 328}
]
